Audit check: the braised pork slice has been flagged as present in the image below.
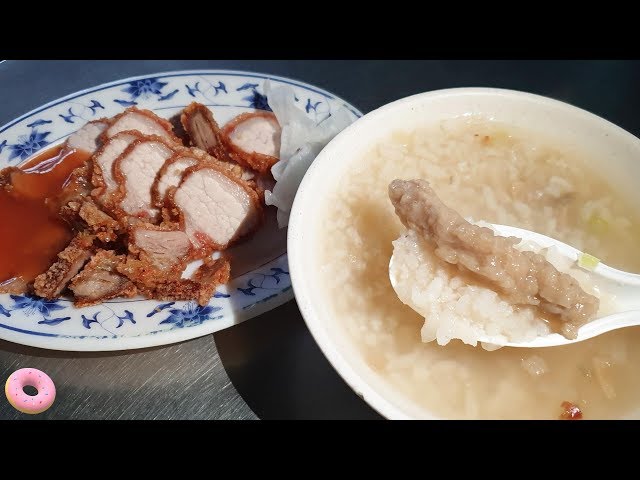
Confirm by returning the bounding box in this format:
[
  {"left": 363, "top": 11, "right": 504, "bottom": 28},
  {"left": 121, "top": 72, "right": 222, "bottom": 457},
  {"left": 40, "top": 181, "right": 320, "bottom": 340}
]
[
  {"left": 221, "top": 111, "right": 281, "bottom": 174},
  {"left": 180, "top": 103, "right": 228, "bottom": 160},
  {"left": 33, "top": 233, "right": 95, "bottom": 299},
  {"left": 66, "top": 120, "right": 109, "bottom": 154},
  {"left": 130, "top": 224, "right": 192, "bottom": 270},
  {"left": 388, "top": 179, "right": 600, "bottom": 339},
  {"left": 91, "top": 131, "right": 141, "bottom": 208},
  {"left": 69, "top": 250, "right": 137, "bottom": 307},
  {"left": 113, "top": 137, "right": 177, "bottom": 221},
  {"left": 102, "top": 107, "right": 179, "bottom": 143},
  {"left": 171, "top": 165, "right": 262, "bottom": 251}
]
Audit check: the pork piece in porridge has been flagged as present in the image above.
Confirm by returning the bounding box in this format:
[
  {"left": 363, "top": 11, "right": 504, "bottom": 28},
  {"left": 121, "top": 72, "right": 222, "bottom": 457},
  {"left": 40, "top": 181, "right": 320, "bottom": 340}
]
[{"left": 388, "top": 179, "right": 600, "bottom": 339}]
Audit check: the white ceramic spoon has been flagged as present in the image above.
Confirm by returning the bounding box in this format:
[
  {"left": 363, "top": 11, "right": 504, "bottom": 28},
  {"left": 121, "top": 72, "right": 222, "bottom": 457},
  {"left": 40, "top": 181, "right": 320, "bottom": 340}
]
[{"left": 389, "top": 223, "right": 640, "bottom": 348}]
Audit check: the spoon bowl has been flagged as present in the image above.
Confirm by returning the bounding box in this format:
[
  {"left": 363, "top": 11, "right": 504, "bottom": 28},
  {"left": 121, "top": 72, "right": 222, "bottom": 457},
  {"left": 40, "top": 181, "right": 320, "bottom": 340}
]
[{"left": 389, "top": 223, "right": 640, "bottom": 348}]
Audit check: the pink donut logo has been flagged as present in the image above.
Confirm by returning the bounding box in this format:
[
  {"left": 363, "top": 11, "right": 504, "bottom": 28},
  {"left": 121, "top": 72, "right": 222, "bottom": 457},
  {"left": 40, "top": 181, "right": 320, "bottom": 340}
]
[{"left": 4, "top": 368, "right": 56, "bottom": 415}]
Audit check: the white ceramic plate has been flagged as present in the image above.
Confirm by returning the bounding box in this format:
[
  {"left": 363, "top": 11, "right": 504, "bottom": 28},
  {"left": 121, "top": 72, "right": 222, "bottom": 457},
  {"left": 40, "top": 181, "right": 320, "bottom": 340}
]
[{"left": 0, "top": 70, "right": 362, "bottom": 351}]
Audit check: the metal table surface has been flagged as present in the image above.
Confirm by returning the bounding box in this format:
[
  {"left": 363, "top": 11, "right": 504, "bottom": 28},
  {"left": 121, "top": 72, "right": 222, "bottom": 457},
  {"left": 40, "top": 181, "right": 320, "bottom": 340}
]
[{"left": 1, "top": 60, "right": 639, "bottom": 420}]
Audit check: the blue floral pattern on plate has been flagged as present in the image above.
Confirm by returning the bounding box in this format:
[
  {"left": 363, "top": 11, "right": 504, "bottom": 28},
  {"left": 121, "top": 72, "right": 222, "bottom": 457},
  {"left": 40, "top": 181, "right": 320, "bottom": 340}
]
[{"left": 0, "top": 70, "right": 362, "bottom": 351}]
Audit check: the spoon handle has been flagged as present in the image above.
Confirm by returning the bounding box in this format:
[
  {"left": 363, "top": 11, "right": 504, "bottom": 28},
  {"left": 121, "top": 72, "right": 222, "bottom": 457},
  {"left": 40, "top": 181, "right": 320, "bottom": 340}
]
[{"left": 490, "top": 223, "right": 640, "bottom": 311}]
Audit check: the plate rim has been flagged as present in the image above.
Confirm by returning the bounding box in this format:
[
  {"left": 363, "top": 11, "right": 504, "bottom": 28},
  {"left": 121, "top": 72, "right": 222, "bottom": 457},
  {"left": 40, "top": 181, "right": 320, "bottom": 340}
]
[{"left": 0, "top": 69, "right": 363, "bottom": 135}]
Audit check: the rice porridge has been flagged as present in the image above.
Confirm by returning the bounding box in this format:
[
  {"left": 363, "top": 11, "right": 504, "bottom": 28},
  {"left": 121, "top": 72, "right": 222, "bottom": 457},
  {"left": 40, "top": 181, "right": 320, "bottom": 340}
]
[{"left": 318, "top": 117, "right": 640, "bottom": 419}]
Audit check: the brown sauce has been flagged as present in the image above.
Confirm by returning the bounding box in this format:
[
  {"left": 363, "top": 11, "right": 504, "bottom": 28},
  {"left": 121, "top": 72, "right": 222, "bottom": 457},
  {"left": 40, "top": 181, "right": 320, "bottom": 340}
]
[{"left": 0, "top": 145, "right": 91, "bottom": 286}]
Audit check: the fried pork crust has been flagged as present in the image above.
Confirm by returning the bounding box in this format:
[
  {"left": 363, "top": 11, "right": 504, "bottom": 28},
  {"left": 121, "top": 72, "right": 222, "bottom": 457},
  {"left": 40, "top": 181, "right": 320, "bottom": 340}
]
[
  {"left": 91, "top": 130, "right": 143, "bottom": 210},
  {"left": 101, "top": 107, "right": 181, "bottom": 144},
  {"left": 221, "top": 111, "right": 281, "bottom": 174},
  {"left": 180, "top": 102, "right": 230, "bottom": 161},
  {"left": 111, "top": 135, "right": 183, "bottom": 222},
  {"left": 69, "top": 249, "right": 137, "bottom": 307},
  {"left": 2, "top": 105, "right": 262, "bottom": 306},
  {"left": 166, "top": 162, "right": 264, "bottom": 254},
  {"left": 151, "top": 148, "right": 244, "bottom": 210},
  {"left": 33, "top": 232, "right": 95, "bottom": 299},
  {"left": 117, "top": 255, "right": 230, "bottom": 306}
]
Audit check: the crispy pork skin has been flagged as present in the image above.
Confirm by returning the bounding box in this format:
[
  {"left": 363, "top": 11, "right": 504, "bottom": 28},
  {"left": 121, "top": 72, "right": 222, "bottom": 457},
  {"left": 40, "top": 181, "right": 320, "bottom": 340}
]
[
  {"left": 152, "top": 155, "right": 199, "bottom": 209},
  {"left": 102, "top": 107, "right": 179, "bottom": 143},
  {"left": 78, "top": 201, "right": 121, "bottom": 243},
  {"left": 180, "top": 103, "right": 228, "bottom": 160},
  {"left": 33, "top": 233, "right": 95, "bottom": 299},
  {"left": 91, "top": 131, "right": 140, "bottom": 208},
  {"left": 151, "top": 257, "right": 230, "bottom": 306},
  {"left": 221, "top": 111, "right": 281, "bottom": 174},
  {"left": 59, "top": 200, "right": 121, "bottom": 244},
  {"left": 118, "top": 256, "right": 230, "bottom": 306},
  {"left": 152, "top": 148, "right": 244, "bottom": 209},
  {"left": 57, "top": 160, "right": 95, "bottom": 208},
  {"left": 69, "top": 250, "right": 137, "bottom": 307}
]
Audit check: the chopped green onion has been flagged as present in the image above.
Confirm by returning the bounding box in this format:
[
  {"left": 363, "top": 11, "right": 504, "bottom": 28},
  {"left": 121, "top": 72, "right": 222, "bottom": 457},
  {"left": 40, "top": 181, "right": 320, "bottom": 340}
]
[
  {"left": 578, "top": 252, "right": 600, "bottom": 271},
  {"left": 587, "top": 214, "right": 608, "bottom": 234}
]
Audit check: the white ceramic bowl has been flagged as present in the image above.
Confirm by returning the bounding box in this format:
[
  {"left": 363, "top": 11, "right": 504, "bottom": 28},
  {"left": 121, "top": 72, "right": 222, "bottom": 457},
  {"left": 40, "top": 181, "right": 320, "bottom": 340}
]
[{"left": 287, "top": 87, "right": 640, "bottom": 419}]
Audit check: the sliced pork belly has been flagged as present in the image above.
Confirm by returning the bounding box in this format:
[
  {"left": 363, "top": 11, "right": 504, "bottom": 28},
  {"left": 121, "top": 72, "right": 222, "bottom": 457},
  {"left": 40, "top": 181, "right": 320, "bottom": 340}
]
[
  {"left": 151, "top": 257, "right": 231, "bottom": 306},
  {"left": 69, "top": 250, "right": 137, "bottom": 307},
  {"left": 33, "top": 232, "right": 95, "bottom": 298},
  {"left": 118, "top": 256, "right": 230, "bottom": 306},
  {"left": 151, "top": 155, "right": 199, "bottom": 209},
  {"left": 57, "top": 160, "right": 94, "bottom": 208},
  {"left": 113, "top": 137, "right": 178, "bottom": 221},
  {"left": 171, "top": 164, "right": 262, "bottom": 251},
  {"left": 102, "top": 107, "right": 179, "bottom": 144},
  {"left": 126, "top": 218, "right": 229, "bottom": 305},
  {"left": 66, "top": 120, "right": 109, "bottom": 154},
  {"left": 221, "top": 111, "right": 281, "bottom": 174},
  {"left": 180, "top": 102, "right": 228, "bottom": 160},
  {"left": 151, "top": 148, "right": 244, "bottom": 209},
  {"left": 91, "top": 131, "right": 141, "bottom": 208},
  {"left": 130, "top": 224, "right": 192, "bottom": 270}
]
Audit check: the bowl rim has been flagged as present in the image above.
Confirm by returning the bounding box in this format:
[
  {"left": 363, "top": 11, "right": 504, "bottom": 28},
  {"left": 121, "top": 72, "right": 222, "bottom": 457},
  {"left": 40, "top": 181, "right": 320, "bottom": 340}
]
[{"left": 287, "top": 86, "right": 640, "bottom": 420}]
